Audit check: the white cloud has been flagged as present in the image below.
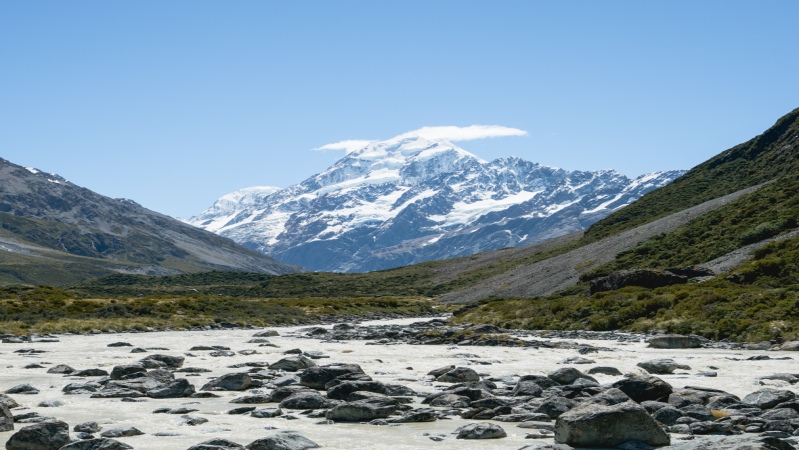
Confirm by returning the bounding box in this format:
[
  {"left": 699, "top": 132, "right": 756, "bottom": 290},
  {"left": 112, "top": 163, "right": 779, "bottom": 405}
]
[
  {"left": 401, "top": 125, "right": 528, "bottom": 141},
  {"left": 314, "top": 139, "right": 375, "bottom": 154},
  {"left": 315, "top": 125, "right": 527, "bottom": 154}
]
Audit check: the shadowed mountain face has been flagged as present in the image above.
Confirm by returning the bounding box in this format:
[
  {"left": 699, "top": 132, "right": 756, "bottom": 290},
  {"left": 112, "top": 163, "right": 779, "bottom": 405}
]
[
  {"left": 190, "top": 135, "right": 684, "bottom": 272},
  {"left": 0, "top": 158, "right": 298, "bottom": 285}
]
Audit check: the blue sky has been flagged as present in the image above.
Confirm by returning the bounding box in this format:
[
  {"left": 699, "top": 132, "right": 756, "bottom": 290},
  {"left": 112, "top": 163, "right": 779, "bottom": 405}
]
[{"left": 2, "top": 1, "right": 798, "bottom": 218}]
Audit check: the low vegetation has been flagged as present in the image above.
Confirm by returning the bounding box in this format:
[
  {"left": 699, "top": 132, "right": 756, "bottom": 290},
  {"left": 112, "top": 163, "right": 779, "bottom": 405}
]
[{"left": 0, "top": 285, "right": 444, "bottom": 335}]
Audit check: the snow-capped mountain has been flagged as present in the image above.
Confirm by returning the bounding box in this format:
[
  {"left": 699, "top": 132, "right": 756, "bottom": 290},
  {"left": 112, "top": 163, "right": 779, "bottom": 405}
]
[{"left": 188, "top": 135, "right": 685, "bottom": 272}]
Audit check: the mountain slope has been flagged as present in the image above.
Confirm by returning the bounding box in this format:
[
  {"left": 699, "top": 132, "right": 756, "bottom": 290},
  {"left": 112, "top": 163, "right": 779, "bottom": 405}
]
[
  {"left": 0, "top": 158, "right": 299, "bottom": 285},
  {"left": 584, "top": 106, "right": 799, "bottom": 242},
  {"left": 189, "top": 134, "right": 684, "bottom": 272}
]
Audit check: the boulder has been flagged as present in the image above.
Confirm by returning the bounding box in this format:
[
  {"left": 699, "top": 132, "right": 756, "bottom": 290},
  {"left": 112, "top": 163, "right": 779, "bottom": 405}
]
[
  {"left": 548, "top": 367, "right": 595, "bottom": 385},
  {"left": 554, "top": 400, "right": 670, "bottom": 447},
  {"left": 147, "top": 378, "right": 195, "bottom": 398},
  {"left": 647, "top": 335, "right": 704, "bottom": 349},
  {"left": 109, "top": 364, "right": 146, "bottom": 380},
  {"left": 436, "top": 367, "right": 480, "bottom": 383},
  {"left": 427, "top": 365, "right": 455, "bottom": 377},
  {"left": 251, "top": 408, "right": 283, "bottom": 419},
  {"left": 5, "top": 419, "right": 70, "bottom": 450},
  {"left": 74, "top": 422, "right": 102, "bottom": 434},
  {"left": 269, "top": 386, "right": 315, "bottom": 403},
  {"left": 46, "top": 364, "right": 75, "bottom": 374},
  {"left": 245, "top": 431, "right": 319, "bottom": 450},
  {"left": 612, "top": 375, "right": 673, "bottom": 403},
  {"left": 0, "top": 393, "right": 19, "bottom": 409},
  {"left": 72, "top": 368, "right": 109, "bottom": 377},
  {"left": 298, "top": 364, "right": 365, "bottom": 390},
  {"left": 201, "top": 373, "right": 252, "bottom": 391},
  {"left": 59, "top": 439, "right": 133, "bottom": 450},
  {"left": 327, "top": 381, "right": 389, "bottom": 400},
  {"left": 589, "top": 269, "right": 687, "bottom": 294},
  {"left": 278, "top": 391, "right": 330, "bottom": 410},
  {"left": 743, "top": 388, "right": 796, "bottom": 409},
  {"left": 6, "top": 383, "right": 39, "bottom": 395},
  {"left": 100, "top": 426, "right": 144, "bottom": 437},
  {"left": 326, "top": 397, "right": 398, "bottom": 421},
  {"left": 0, "top": 403, "right": 13, "bottom": 432},
  {"left": 268, "top": 355, "right": 317, "bottom": 372},
  {"left": 512, "top": 380, "right": 544, "bottom": 397},
  {"left": 637, "top": 359, "right": 691, "bottom": 375},
  {"left": 779, "top": 341, "right": 799, "bottom": 351},
  {"left": 455, "top": 422, "right": 507, "bottom": 439},
  {"left": 187, "top": 439, "right": 245, "bottom": 450},
  {"left": 140, "top": 354, "right": 184, "bottom": 369}
]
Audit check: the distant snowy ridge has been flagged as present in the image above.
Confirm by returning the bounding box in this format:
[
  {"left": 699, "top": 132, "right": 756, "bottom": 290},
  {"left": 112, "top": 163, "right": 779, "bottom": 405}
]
[{"left": 188, "top": 134, "right": 685, "bottom": 272}]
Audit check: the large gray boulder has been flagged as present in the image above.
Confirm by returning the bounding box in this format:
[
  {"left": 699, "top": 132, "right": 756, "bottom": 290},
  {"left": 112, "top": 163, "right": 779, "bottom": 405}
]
[
  {"left": 201, "top": 373, "right": 252, "bottom": 391},
  {"left": 589, "top": 269, "right": 687, "bottom": 294},
  {"left": 109, "top": 364, "right": 146, "bottom": 380},
  {"left": 0, "top": 402, "right": 13, "bottom": 432},
  {"left": 436, "top": 367, "right": 480, "bottom": 383},
  {"left": 298, "top": 364, "right": 365, "bottom": 390},
  {"left": 554, "top": 400, "right": 670, "bottom": 447},
  {"left": 742, "top": 388, "right": 796, "bottom": 409},
  {"left": 637, "top": 359, "right": 691, "bottom": 374},
  {"left": 278, "top": 391, "right": 330, "bottom": 410},
  {"left": 269, "top": 355, "right": 317, "bottom": 372},
  {"left": 187, "top": 438, "right": 245, "bottom": 450},
  {"left": 612, "top": 375, "right": 673, "bottom": 403},
  {"left": 140, "top": 354, "right": 184, "bottom": 369},
  {"left": 5, "top": 419, "right": 71, "bottom": 450},
  {"left": 245, "top": 431, "right": 319, "bottom": 450},
  {"left": 325, "top": 397, "right": 398, "bottom": 421},
  {"left": 455, "top": 422, "right": 507, "bottom": 439},
  {"left": 147, "top": 378, "right": 195, "bottom": 398},
  {"left": 326, "top": 381, "right": 389, "bottom": 400},
  {"left": 58, "top": 439, "right": 133, "bottom": 450},
  {"left": 647, "top": 334, "right": 704, "bottom": 349}
]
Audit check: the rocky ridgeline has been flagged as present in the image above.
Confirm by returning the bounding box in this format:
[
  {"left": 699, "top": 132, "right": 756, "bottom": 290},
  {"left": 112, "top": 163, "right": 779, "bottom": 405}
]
[{"left": 3, "top": 321, "right": 799, "bottom": 449}]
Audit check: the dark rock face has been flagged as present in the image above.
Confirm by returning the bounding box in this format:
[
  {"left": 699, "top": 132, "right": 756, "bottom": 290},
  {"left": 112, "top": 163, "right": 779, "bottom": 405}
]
[
  {"left": 245, "top": 431, "right": 319, "bottom": 450},
  {"left": 589, "top": 269, "right": 688, "bottom": 294},
  {"left": 554, "top": 400, "right": 670, "bottom": 447},
  {"left": 5, "top": 419, "right": 71, "bottom": 450}
]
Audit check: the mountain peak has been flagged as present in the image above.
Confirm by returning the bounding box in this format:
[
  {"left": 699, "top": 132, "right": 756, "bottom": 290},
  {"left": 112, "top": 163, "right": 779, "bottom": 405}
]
[{"left": 189, "top": 137, "right": 685, "bottom": 272}]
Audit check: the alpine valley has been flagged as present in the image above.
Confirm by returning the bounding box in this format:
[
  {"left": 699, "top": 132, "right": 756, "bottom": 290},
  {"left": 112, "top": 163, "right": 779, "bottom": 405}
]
[{"left": 189, "top": 134, "right": 685, "bottom": 272}]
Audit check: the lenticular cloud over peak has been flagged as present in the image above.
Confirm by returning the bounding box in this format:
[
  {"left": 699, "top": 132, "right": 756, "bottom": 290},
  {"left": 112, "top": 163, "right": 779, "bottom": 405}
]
[
  {"left": 400, "top": 125, "right": 528, "bottom": 142},
  {"left": 315, "top": 125, "right": 527, "bottom": 154}
]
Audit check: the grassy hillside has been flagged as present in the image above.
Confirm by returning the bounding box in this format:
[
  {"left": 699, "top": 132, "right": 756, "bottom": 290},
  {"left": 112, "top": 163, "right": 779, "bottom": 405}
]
[{"left": 583, "top": 107, "right": 799, "bottom": 243}]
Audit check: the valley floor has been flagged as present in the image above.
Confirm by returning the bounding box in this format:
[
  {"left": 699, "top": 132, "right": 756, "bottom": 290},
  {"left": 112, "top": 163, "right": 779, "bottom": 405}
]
[{"left": 1, "top": 317, "right": 797, "bottom": 449}]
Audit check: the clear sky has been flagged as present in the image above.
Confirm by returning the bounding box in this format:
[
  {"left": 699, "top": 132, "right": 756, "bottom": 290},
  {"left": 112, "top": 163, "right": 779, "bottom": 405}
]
[{"left": 2, "top": 1, "right": 798, "bottom": 218}]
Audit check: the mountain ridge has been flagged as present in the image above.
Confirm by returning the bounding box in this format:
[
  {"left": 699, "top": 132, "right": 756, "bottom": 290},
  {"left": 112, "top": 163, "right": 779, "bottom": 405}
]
[
  {"left": 189, "top": 135, "right": 684, "bottom": 272},
  {"left": 0, "top": 158, "right": 299, "bottom": 285}
]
